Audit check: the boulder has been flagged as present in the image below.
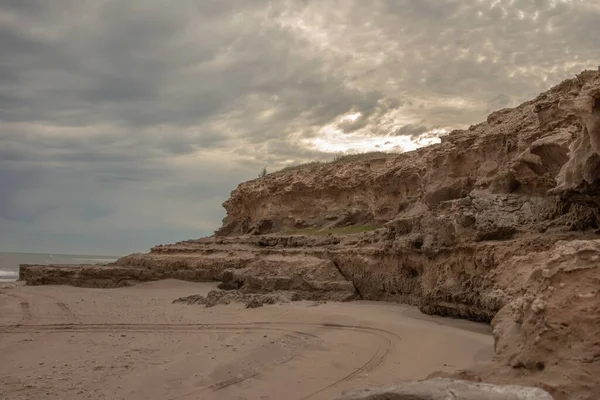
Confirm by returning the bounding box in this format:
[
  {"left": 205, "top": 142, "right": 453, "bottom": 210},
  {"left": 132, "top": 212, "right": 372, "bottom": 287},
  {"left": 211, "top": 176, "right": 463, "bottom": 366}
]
[{"left": 334, "top": 378, "right": 553, "bottom": 400}]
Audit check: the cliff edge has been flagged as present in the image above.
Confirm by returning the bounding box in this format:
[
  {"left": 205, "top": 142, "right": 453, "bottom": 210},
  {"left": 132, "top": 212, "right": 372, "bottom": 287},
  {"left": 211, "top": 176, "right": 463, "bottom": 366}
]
[{"left": 20, "top": 70, "right": 600, "bottom": 399}]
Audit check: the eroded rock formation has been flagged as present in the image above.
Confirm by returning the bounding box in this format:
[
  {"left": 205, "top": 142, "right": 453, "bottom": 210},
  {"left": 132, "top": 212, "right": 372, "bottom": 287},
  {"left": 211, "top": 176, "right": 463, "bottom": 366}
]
[
  {"left": 172, "top": 289, "right": 291, "bottom": 308},
  {"left": 467, "top": 239, "right": 600, "bottom": 400},
  {"left": 217, "top": 72, "right": 600, "bottom": 238},
  {"left": 20, "top": 70, "right": 600, "bottom": 399},
  {"left": 552, "top": 77, "right": 600, "bottom": 194}
]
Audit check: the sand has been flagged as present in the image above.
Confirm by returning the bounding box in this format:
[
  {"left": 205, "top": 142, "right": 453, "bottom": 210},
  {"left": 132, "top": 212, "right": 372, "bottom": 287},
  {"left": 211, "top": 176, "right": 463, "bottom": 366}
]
[{"left": 0, "top": 280, "right": 493, "bottom": 400}]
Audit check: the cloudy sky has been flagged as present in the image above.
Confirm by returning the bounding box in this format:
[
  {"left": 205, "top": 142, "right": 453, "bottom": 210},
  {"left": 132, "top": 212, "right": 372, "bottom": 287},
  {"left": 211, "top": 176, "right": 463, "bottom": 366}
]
[{"left": 1, "top": 0, "right": 599, "bottom": 255}]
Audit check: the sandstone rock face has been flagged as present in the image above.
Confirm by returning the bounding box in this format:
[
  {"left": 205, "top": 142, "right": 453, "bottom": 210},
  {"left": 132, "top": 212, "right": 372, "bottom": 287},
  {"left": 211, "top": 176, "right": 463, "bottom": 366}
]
[
  {"left": 217, "top": 71, "right": 599, "bottom": 238},
  {"left": 552, "top": 76, "right": 600, "bottom": 194},
  {"left": 20, "top": 264, "right": 145, "bottom": 288},
  {"left": 469, "top": 239, "right": 600, "bottom": 400},
  {"left": 20, "top": 70, "right": 600, "bottom": 399},
  {"left": 334, "top": 378, "right": 553, "bottom": 400},
  {"left": 21, "top": 241, "right": 358, "bottom": 302}
]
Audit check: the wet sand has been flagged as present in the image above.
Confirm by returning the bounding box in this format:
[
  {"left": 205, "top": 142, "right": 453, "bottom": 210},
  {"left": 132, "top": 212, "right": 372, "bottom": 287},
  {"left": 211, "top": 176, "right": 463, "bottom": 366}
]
[{"left": 0, "top": 280, "right": 493, "bottom": 400}]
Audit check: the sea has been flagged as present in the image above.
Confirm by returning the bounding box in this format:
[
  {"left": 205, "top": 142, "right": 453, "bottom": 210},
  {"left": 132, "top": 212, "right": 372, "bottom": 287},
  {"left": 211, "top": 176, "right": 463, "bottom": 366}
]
[{"left": 0, "top": 252, "right": 119, "bottom": 282}]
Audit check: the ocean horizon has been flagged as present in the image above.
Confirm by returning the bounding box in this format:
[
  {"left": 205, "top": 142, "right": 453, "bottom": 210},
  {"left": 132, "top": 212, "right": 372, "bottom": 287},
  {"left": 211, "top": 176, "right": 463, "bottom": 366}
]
[{"left": 0, "top": 252, "right": 119, "bottom": 282}]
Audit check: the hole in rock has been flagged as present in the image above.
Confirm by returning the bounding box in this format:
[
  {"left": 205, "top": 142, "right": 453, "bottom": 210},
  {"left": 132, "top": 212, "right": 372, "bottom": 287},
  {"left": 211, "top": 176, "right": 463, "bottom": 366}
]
[
  {"left": 407, "top": 267, "right": 419, "bottom": 278},
  {"left": 536, "top": 362, "right": 546, "bottom": 371},
  {"left": 508, "top": 178, "right": 521, "bottom": 193}
]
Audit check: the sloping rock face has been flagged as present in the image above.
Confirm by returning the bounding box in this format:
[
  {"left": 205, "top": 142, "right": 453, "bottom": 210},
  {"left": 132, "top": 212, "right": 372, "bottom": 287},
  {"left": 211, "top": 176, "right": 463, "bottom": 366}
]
[
  {"left": 466, "top": 239, "right": 600, "bottom": 400},
  {"left": 552, "top": 80, "right": 600, "bottom": 195},
  {"left": 20, "top": 70, "right": 600, "bottom": 399}
]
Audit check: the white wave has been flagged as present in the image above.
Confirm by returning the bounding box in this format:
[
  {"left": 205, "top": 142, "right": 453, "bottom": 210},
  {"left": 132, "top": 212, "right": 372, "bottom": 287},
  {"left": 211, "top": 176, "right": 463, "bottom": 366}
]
[
  {"left": 0, "top": 269, "right": 17, "bottom": 275},
  {"left": 0, "top": 269, "right": 18, "bottom": 280}
]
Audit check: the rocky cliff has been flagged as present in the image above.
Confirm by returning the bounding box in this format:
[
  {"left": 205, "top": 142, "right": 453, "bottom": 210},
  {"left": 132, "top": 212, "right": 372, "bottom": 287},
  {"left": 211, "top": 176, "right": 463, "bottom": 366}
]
[
  {"left": 20, "top": 70, "right": 600, "bottom": 399},
  {"left": 218, "top": 70, "right": 600, "bottom": 239}
]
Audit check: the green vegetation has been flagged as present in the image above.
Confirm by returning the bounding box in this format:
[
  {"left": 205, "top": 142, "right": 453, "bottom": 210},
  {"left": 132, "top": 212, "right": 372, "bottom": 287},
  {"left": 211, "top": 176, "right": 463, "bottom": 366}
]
[
  {"left": 282, "top": 225, "right": 378, "bottom": 236},
  {"left": 258, "top": 167, "right": 267, "bottom": 178}
]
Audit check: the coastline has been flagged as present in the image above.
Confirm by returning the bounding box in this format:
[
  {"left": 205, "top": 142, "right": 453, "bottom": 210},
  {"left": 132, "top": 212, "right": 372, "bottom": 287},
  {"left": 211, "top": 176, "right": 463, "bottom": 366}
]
[
  {"left": 0, "top": 252, "right": 118, "bottom": 282},
  {"left": 0, "top": 280, "right": 492, "bottom": 400}
]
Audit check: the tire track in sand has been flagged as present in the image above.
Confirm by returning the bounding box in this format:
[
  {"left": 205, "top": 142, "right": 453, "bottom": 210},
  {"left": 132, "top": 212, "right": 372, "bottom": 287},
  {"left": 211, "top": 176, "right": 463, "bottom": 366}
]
[
  {"left": 31, "top": 291, "right": 81, "bottom": 323},
  {"left": 3, "top": 293, "right": 32, "bottom": 325},
  {"left": 3, "top": 292, "right": 79, "bottom": 324},
  {"left": 298, "top": 324, "right": 393, "bottom": 400},
  {"left": 18, "top": 302, "right": 31, "bottom": 325},
  {"left": 0, "top": 321, "right": 398, "bottom": 399},
  {"left": 54, "top": 302, "right": 78, "bottom": 323}
]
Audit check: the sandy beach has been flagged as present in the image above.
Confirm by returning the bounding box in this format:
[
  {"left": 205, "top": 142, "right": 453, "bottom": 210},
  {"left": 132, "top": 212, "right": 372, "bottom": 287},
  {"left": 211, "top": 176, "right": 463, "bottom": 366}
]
[{"left": 0, "top": 280, "right": 492, "bottom": 400}]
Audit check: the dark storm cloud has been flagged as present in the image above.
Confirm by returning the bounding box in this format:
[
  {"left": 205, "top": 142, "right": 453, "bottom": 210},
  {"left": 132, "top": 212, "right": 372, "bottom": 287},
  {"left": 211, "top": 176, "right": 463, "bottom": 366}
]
[
  {"left": 392, "top": 124, "right": 429, "bottom": 139},
  {"left": 0, "top": 0, "right": 599, "bottom": 253},
  {"left": 0, "top": 0, "right": 385, "bottom": 133}
]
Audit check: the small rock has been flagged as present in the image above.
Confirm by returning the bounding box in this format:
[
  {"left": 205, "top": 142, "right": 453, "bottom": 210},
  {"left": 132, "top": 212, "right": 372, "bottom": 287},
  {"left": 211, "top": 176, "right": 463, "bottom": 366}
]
[
  {"left": 541, "top": 268, "right": 551, "bottom": 278},
  {"left": 530, "top": 298, "right": 546, "bottom": 314},
  {"left": 578, "top": 292, "right": 596, "bottom": 299},
  {"left": 333, "top": 378, "right": 554, "bottom": 400},
  {"left": 245, "top": 298, "right": 264, "bottom": 309}
]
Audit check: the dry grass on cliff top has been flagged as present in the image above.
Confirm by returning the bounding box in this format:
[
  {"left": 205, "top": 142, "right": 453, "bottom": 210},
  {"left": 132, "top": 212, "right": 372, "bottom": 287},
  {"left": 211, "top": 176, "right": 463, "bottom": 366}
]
[{"left": 278, "top": 151, "right": 390, "bottom": 173}]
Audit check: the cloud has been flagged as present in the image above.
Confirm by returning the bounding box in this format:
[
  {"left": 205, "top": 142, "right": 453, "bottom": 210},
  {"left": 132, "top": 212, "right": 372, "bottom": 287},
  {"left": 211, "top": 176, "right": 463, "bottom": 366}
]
[
  {"left": 0, "top": 0, "right": 599, "bottom": 253},
  {"left": 391, "top": 124, "right": 429, "bottom": 139}
]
